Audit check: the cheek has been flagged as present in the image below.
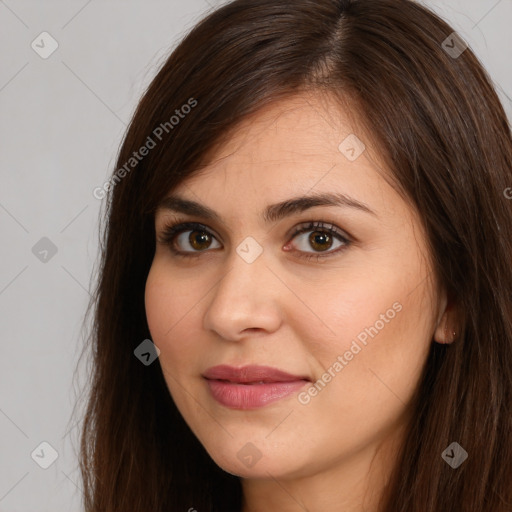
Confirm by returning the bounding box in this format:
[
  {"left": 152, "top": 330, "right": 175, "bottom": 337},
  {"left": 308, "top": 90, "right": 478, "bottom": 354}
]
[
  {"left": 144, "top": 265, "right": 170, "bottom": 342},
  {"left": 291, "top": 268, "right": 403, "bottom": 357},
  {"left": 298, "top": 264, "right": 433, "bottom": 395},
  {"left": 326, "top": 298, "right": 430, "bottom": 416},
  {"left": 144, "top": 263, "right": 198, "bottom": 358}
]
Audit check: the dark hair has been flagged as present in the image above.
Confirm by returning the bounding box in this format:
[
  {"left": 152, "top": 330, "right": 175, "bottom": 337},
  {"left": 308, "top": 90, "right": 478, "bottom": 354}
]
[{"left": 75, "top": 0, "right": 512, "bottom": 510}]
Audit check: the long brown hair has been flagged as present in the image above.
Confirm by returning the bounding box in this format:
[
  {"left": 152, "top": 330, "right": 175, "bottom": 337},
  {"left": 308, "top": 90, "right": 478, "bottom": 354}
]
[{"left": 74, "top": 0, "right": 512, "bottom": 510}]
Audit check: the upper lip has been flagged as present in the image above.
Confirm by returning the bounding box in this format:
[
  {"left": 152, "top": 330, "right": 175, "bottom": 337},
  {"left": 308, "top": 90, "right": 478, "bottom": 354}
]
[{"left": 203, "top": 365, "right": 311, "bottom": 383}]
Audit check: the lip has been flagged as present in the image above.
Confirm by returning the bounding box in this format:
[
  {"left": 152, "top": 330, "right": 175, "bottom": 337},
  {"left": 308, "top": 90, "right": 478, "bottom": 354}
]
[
  {"left": 202, "top": 365, "right": 311, "bottom": 409},
  {"left": 203, "top": 364, "right": 310, "bottom": 383}
]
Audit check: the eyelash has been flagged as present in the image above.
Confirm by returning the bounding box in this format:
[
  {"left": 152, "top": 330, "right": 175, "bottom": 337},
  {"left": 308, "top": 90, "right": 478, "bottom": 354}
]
[{"left": 157, "top": 220, "right": 352, "bottom": 262}]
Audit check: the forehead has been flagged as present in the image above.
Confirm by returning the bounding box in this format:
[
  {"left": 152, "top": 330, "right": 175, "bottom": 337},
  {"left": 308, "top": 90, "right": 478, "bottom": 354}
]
[
  {"left": 209, "top": 93, "right": 361, "bottom": 162},
  {"left": 175, "top": 93, "right": 387, "bottom": 193},
  {"left": 158, "top": 92, "right": 411, "bottom": 230}
]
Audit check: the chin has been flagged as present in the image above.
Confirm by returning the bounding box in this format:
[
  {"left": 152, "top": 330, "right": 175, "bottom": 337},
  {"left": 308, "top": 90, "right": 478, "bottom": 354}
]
[{"left": 203, "top": 441, "right": 310, "bottom": 480}]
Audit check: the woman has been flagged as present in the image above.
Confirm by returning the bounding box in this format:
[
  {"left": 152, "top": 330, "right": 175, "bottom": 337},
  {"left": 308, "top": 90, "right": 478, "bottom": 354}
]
[{"left": 76, "top": 0, "right": 512, "bottom": 510}]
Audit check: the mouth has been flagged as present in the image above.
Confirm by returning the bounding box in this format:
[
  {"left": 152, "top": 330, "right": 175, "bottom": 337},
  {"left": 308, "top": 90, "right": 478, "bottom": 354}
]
[
  {"left": 202, "top": 365, "right": 311, "bottom": 409},
  {"left": 202, "top": 364, "right": 311, "bottom": 383},
  {"left": 213, "top": 379, "right": 294, "bottom": 385}
]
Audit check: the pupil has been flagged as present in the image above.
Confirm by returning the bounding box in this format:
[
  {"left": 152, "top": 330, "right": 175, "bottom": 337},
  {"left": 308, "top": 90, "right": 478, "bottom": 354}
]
[
  {"left": 190, "top": 231, "right": 210, "bottom": 250},
  {"left": 187, "top": 229, "right": 333, "bottom": 252},
  {"left": 310, "top": 231, "right": 331, "bottom": 251}
]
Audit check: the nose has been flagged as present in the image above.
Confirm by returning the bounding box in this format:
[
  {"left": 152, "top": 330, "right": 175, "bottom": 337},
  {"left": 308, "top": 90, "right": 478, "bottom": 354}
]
[{"left": 202, "top": 243, "right": 283, "bottom": 342}]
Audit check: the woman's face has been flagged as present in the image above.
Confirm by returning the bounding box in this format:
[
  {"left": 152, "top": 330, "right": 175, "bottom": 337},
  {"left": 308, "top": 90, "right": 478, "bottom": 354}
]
[{"left": 145, "top": 93, "right": 446, "bottom": 487}]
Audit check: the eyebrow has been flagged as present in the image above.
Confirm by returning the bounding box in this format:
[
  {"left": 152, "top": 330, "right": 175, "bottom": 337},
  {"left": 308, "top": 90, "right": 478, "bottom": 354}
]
[{"left": 157, "top": 191, "right": 377, "bottom": 224}]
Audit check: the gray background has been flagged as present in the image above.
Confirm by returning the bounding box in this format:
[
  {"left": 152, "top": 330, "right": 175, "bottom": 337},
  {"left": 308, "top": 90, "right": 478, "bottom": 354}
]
[{"left": 0, "top": 1, "right": 510, "bottom": 510}]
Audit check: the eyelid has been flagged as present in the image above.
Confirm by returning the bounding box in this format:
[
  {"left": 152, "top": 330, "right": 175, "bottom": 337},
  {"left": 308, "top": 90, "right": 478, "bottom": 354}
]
[
  {"left": 157, "top": 213, "right": 354, "bottom": 240},
  {"left": 158, "top": 213, "right": 223, "bottom": 236},
  {"left": 157, "top": 218, "right": 354, "bottom": 261}
]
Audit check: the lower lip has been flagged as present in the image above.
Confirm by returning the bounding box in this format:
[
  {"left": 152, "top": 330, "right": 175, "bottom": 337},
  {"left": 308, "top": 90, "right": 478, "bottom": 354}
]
[{"left": 205, "top": 379, "right": 309, "bottom": 409}]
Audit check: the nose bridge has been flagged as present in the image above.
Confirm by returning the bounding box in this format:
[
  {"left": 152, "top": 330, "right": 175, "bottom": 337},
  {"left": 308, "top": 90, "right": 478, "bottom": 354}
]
[
  {"left": 203, "top": 235, "right": 281, "bottom": 338},
  {"left": 213, "top": 235, "right": 268, "bottom": 309}
]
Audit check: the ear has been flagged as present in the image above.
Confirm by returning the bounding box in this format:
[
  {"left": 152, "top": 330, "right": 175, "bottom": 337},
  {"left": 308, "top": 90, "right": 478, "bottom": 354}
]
[{"left": 433, "top": 289, "right": 459, "bottom": 344}]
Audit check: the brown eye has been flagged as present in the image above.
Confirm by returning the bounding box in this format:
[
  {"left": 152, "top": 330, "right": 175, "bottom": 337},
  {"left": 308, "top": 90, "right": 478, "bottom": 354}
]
[
  {"left": 288, "top": 221, "right": 350, "bottom": 260},
  {"left": 159, "top": 220, "right": 351, "bottom": 261},
  {"left": 158, "top": 222, "right": 221, "bottom": 255},
  {"left": 188, "top": 230, "right": 214, "bottom": 251},
  {"left": 306, "top": 230, "right": 334, "bottom": 252}
]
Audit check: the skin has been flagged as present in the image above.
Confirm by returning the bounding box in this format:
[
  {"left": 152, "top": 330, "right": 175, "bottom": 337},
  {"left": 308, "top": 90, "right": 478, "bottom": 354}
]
[{"left": 144, "top": 92, "right": 458, "bottom": 511}]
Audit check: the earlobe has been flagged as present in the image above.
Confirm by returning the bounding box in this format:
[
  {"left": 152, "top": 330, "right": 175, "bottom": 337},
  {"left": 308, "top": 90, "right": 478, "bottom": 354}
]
[{"left": 433, "top": 299, "right": 458, "bottom": 344}]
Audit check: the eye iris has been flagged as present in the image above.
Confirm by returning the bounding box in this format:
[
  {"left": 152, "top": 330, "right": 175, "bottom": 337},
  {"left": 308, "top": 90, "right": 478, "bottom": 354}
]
[
  {"left": 189, "top": 230, "right": 211, "bottom": 250},
  {"left": 309, "top": 231, "right": 332, "bottom": 252},
  {"left": 175, "top": 226, "right": 339, "bottom": 253}
]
